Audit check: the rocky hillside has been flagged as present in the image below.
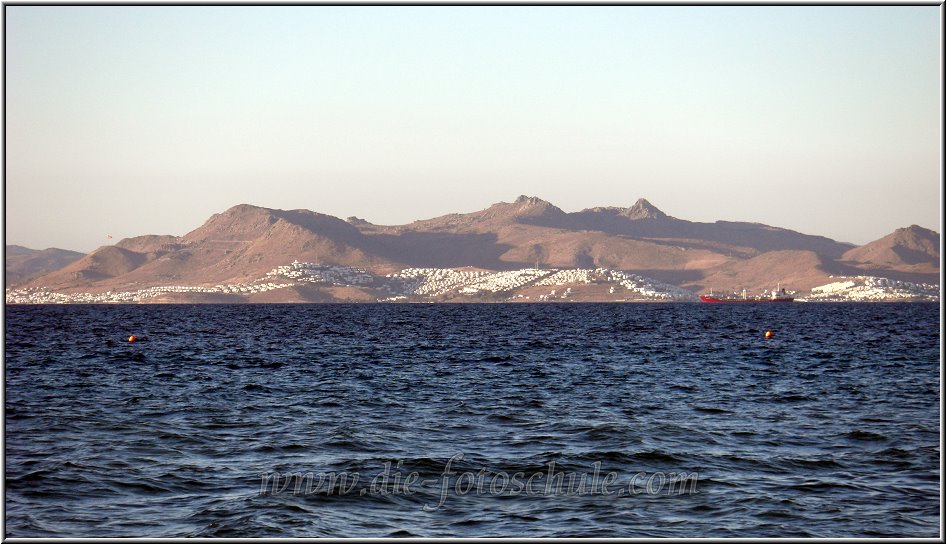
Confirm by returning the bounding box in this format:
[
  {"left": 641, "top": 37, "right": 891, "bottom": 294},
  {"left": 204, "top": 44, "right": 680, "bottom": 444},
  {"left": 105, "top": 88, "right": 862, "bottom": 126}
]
[
  {"left": 14, "top": 197, "right": 939, "bottom": 298},
  {"left": 26, "top": 204, "right": 391, "bottom": 293},
  {"left": 842, "top": 225, "right": 939, "bottom": 271},
  {"left": 5, "top": 245, "right": 85, "bottom": 287}
]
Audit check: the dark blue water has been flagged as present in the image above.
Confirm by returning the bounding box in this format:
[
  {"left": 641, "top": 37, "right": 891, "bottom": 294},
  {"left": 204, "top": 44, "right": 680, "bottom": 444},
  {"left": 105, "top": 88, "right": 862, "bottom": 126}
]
[{"left": 4, "top": 303, "right": 940, "bottom": 537}]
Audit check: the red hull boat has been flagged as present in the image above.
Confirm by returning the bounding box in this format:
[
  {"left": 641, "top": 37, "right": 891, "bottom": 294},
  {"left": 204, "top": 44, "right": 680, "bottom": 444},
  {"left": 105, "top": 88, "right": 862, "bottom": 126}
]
[
  {"left": 699, "top": 295, "right": 794, "bottom": 303},
  {"left": 700, "top": 287, "right": 794, "bottom": 303}
]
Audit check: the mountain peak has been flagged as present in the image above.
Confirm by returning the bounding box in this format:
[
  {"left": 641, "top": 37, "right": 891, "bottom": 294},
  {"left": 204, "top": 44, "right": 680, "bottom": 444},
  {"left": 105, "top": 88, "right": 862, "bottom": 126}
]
[
  {"left": 487, "top": 195, "right": 562, "bottom": 215},
  {"left": 514, "top": 195, "right": 551, "bottom": 206},
  {"left": 451, "top": 195, "right": 568, "bottom": 227},
  {"left": 186, "top": 203, "right": 277, "bottom": 241},
  {"left": 223, "top": 203, "right": 268, "bottom": 214},
  {"left": 622, "top": 198, "right": 667, "bottom": 220},
  {"left": 512, "top": 195, "right": 565, "bottom": 218},
  {"left": 843, "top": 224, "right": 939, "bottom": 268},
  {"left": 899, "top": 224, "right": 937, "bottom": 237},
  {"left": 892, "top": 224, "right": 939, "bottom": 246}
]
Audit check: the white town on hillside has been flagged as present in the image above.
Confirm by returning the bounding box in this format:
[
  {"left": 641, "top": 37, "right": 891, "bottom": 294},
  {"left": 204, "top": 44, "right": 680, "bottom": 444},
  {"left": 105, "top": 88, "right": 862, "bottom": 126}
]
[{"left": 4, "top": 261, "right": 940, "bottom": 304}]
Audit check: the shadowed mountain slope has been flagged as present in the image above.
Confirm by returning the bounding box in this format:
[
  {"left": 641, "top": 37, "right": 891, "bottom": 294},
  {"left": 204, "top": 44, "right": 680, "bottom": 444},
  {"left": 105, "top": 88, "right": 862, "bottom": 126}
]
[
  {"left": 5, "top": 246, "right": 86, "bottom": 287},
  {"left": 842, "top": 225, "right": 939, "bottom": 268},
  {"left": 20, "top": 197, "right": 939, "bottom": 295},
  {"left": 833, "top": 225, "right": 940, "bottom": 284}
]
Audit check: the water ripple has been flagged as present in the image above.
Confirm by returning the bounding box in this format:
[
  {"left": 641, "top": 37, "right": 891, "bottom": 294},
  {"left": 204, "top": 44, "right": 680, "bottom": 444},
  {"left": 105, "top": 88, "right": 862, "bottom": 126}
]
[{"left": 4, "top": 302, "right": 939, "bottom": 537}]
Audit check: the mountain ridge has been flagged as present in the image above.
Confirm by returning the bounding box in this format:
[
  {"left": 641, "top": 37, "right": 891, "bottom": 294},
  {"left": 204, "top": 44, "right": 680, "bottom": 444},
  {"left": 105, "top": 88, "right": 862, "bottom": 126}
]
[
  {"left": 4, "top": 246, "right": 86, "bottom": 286},
  {"left": 7, "top": 197, "right": 939, "bottom": 299}
]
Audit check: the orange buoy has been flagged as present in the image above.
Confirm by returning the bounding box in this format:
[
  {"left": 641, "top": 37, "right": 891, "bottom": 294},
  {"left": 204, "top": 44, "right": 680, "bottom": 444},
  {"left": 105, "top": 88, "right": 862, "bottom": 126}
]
[
  {"left": 128, "top": 335, "right": 137, "bottom": 343},
  {"left": 764, "top": 330, "right": 773, "bottom": 338}
]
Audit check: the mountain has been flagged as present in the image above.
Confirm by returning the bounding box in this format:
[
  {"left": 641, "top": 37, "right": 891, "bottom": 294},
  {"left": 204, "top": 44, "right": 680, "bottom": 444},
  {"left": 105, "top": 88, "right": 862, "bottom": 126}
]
[
  {"left": 566, "top": 202, "right": 851, "bottom": 258},
  {"left": 15, "top": 197, "right": 939, "bottom": 300},
  {"left": 410, "top": 195, "right": 854, "bottom": 259},
  {"left": 399, "top": 195, "right": 569, "bottom": 232},
  {"left": 364, "top": 195, "right": 855, "bottom": 271},
  {"left": 688, "top": 225, "right": 941, "bottom": 292},
  {"left": 842, "top": 225, "right": 939, "bottom": 269},
  {"left": 693, "top": 250, "right": 840, "bottom": 294},
  {"left": 580, "top": 198, "right": 668, "bottom": 221},
  {"left": 29, "top": 204, "right": 391, "bottom": 292},
  {"left": 5, "top": 245, "right": 85, "bottom": 287}
]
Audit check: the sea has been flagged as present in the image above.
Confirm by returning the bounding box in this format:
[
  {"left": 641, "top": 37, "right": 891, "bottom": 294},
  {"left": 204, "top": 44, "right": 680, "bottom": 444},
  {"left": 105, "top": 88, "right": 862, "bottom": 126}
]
[{"left": 3, "top": 302, "right": 940, "bottom": 537}]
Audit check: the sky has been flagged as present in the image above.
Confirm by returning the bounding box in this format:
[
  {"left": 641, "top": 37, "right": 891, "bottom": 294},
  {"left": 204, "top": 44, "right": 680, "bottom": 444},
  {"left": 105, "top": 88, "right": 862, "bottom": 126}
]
[{"left": 3, "top": 5, "right": 942, "bottom": 252}]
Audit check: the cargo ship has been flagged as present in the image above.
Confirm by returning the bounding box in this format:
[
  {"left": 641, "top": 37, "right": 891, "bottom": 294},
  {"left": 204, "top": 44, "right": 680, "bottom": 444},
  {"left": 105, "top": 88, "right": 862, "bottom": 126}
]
[{"left": 699, "top": 287, "right": 794, "bottom": 303}]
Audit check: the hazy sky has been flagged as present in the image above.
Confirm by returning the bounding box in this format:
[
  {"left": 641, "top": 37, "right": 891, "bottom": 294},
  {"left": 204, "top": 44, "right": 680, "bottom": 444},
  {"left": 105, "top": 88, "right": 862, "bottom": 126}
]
[{"left": 4, "top": 6, "right": 942, "bottom": 252}]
